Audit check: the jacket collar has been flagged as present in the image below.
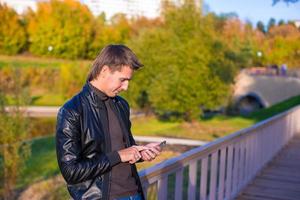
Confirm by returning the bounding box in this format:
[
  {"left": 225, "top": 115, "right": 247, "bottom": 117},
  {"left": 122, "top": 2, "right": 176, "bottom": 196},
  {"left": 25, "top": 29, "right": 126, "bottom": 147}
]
[
  {"left": 83, "top": 82, "right": 119, "bottom": 107},
  {"left": 87, "top": 82, "right": 109, "bottom": 101}
]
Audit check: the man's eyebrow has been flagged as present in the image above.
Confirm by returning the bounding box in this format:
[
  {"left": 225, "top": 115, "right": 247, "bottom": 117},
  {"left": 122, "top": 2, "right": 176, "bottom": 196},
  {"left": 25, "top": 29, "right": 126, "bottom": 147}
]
[{"left": 120, "top": 77, "right": 132, "bottom": 81}]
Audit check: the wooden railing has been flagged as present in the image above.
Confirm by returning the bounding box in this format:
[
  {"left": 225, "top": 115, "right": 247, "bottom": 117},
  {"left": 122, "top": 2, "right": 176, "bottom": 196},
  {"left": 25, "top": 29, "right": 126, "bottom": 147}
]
[{"left": 138, "top": 106, "right": 300, "bottom": 200}]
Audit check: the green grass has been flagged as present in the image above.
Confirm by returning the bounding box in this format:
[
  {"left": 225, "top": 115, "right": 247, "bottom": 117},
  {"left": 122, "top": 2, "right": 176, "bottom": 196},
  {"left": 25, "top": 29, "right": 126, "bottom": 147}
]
[
  {"left": 247, "top": 95, "right": 300, "bottom": 121},
  {"left": 18, "top": 136, "right": 59, "bottom": 188},
  {"left": 0, "top": 55, "right": 91, "bottom": 69},
  {"left": 31, "top": 93, "right": 66, "bottom": 106},
  {"left": 132, "top": 115, "right": 254, "bottom": 141}
]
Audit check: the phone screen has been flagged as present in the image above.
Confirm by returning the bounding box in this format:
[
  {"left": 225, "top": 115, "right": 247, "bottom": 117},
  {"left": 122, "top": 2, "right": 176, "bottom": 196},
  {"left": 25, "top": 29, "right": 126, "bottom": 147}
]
[{"left": 159, "top": 140, "right": 167, "bottom": 148}]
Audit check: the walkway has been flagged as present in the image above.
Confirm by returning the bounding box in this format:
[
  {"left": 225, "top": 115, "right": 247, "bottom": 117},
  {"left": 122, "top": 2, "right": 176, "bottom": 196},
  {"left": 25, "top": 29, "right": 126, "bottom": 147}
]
[
  {"left": 236, "top": 135, "right": 300, "bottom": 200},
  {"left": 5, "top": 106, "right": 145, "bottom": 118}
]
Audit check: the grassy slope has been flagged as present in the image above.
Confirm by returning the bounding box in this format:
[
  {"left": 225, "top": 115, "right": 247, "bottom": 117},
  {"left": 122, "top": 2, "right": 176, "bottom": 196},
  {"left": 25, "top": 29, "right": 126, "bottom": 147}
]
[
  {"left": 0, "top": 55, "right": 91, "bottom": 106},
  {"left": 247, "top": 95, "right": 300, "bottom": 121}
]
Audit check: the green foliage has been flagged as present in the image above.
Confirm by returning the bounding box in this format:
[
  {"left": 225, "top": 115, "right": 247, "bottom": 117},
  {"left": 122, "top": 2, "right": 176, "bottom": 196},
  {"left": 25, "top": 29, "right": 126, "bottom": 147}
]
[
  {"left": 87, "top": 14, "right": 132, "bottom": 59},
  {"left": 26, "top": 0, "right": 94, "bottom": 59},
  {"left": 273, "top": 0, "right": 299, "bottom": 5},
  {"left": 0, "top": 71, "right": 31, "bottom": 199},
  {"left": 127, "top": 2, "right": 231, "bottom": 121},
  {"left": 59, "top": 63, "right": 89, "bottom": 100},
  {"left": 0, "top": 3, "right": 27, "bottom": 55}
]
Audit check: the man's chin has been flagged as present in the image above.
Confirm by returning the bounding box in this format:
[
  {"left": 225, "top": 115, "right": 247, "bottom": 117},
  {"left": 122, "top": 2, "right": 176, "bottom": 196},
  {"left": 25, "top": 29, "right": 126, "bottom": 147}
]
[{"left": 109, "top": 92, "right": 118, "bottom": 97}]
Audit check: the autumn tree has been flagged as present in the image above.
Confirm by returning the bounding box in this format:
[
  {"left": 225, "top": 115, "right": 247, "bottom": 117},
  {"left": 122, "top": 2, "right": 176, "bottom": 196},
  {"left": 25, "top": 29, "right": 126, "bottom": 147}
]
[
  {"left": 0, "top": 3, "right": 27, "bottom": 55},
  {"left": 263, "top": 24, "right": 300, "bottom": 67},
  {"left": 26, "top": 0, "right": 94, "bottom": 59}
]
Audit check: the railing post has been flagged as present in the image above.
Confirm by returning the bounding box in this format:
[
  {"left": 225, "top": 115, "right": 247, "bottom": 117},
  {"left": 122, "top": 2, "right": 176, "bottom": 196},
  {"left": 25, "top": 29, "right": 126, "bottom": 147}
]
[
  {"left": 209, "top": 151, "right": 218, "bottom": 200},
  {"left": 200, "top": 157, "right": 208, "bottom": 200},
  {"left": 175, "top": 168, "right": 183, "bottom": 200},
  {"left": 188, "top": 160, "right": 197, "bottom": 200},
  {"left": 217, "top": 148, "right": 226, "bottom": 200},
  {"left": 157, "top": 176, "right": 168, "bottom": 200},
  {"left": 225, "top": 145, "right": 233, "bottom": 200}
]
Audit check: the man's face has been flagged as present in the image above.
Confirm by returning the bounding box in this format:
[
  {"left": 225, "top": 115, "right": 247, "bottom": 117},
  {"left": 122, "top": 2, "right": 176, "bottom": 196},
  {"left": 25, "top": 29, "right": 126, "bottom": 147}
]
[{"left": 101, "top": 65, "right": 133, "bottom": 97}]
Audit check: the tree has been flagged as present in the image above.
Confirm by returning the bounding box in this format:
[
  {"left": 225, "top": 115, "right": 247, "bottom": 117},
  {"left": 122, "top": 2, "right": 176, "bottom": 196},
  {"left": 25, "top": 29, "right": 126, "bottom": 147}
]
[
  {"left": 267, "top": 18, "right": 276, "bottom": 33},
  {"left": 26, "top": 0, "right": 94, "bottom": 59},
  {"left": 0, "top": 3, "right": 27, "bottom": 55},
  {"left": 127, "top": 2, "right": 230, "bottom": 121},
  {"left": 87, "top": 13, "right": 132, "bottom": 59},
  {"left": 263, "top": 24, "right": 300, "bottom": 67},
  {"left": 273, "top": 0, "right": 299, "bottom": 5},
  {"left": 257, "top": 21, "right": 266, "bottom": 33},
  {"left": 0, "top": 69, "right": 31, "bottom": 199},
  {"left": 278, "top": 19, "right": 285, "bottom": 26}
]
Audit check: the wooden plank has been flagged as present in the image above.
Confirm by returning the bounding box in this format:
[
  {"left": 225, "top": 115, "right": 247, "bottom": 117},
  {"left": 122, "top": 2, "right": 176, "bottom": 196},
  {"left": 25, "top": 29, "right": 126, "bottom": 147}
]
[
  {"left": 263, "top": 168, "right": 300, "bottom": 178},
  {"left": 252, "top": 178, "right": 300, "bottom": 192},
  {"left": 237, "top": 194, "right": 285, "bottom": 200},
  {"left": 259, "top": 174, "right": 300, "bottom": 184},
  {"left": 242, "top": 185, "right": 300, "bottom": 200}
]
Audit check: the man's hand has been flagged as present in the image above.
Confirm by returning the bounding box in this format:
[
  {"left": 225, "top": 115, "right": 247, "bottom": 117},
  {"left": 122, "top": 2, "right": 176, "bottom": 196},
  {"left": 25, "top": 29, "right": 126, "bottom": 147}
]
[
  {"left": 118, "top": 145, "right": 149, "bottom": 164},
  {"left": 140, "top": 142, "right": 162, "bottom": 162}
]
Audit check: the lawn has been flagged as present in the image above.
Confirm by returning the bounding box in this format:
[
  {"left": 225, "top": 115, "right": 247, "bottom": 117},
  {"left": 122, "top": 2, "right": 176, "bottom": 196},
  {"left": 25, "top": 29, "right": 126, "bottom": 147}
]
[
  {"left": 131, "top": 115, "right": 254, "bottom": 141},
  {"left": 0, "top": 55, "right": 91, "bottom": 69}
]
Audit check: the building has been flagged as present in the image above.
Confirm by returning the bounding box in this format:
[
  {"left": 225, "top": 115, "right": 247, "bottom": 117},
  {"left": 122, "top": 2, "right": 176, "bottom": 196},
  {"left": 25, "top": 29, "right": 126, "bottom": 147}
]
[
  {"left": 0, "top": 0, "right": 38, "bottom": 14},
  {"left": 0, "top": 0, "right": 200, "bottom": 19},
  {"left": 80, "top": 0, "right": 162, "bottom": 19}
]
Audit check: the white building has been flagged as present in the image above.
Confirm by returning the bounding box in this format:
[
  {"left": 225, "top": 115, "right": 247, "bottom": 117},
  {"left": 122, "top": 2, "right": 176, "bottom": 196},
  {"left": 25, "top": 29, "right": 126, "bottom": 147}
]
[
  {"left": 0, "top": 0, "right": 199, "bottom": 19},
  {"left": 80, "top": 0, "right": 162, "bottom": 19},
  {"left": 0, "top": 0, "right": 38, "bottom": 13}
]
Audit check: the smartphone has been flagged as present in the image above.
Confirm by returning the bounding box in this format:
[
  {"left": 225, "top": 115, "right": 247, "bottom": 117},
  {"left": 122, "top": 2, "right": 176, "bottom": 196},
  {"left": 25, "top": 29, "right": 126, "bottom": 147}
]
[{"left": 158, "top": 140, "right": 167, "bottom": 148}]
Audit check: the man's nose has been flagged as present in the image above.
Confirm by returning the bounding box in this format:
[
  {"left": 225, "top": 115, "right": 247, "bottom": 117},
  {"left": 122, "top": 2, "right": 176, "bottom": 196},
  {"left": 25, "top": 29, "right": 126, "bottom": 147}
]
[{"left": 121, "top": 81, "right": 129, "bottom": 91}]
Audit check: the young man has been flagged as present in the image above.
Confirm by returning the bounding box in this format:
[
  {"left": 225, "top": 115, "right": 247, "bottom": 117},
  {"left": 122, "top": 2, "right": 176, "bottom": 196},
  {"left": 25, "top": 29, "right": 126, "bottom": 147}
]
[{"left": 56, "top": 44, "right": 161, "bottom": 200}]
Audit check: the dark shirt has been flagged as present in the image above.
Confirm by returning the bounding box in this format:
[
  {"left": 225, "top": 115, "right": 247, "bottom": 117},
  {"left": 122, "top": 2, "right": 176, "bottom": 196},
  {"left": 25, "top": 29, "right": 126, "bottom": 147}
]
[{"left": 89, "top": 83, "right": 138, "bottom": 199}]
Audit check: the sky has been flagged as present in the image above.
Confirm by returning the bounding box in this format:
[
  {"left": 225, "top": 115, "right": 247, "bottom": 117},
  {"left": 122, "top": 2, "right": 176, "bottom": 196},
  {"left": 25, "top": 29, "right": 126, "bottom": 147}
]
[{"left": 205, "top": 0, "right": 300, "bottom": 25}]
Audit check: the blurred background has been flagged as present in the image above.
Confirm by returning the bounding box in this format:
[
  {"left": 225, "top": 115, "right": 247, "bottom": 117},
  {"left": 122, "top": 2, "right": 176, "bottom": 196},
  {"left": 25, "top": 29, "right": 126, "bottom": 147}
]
[{"left": 0, "top": 0, "right": 299, "bottom": 199}]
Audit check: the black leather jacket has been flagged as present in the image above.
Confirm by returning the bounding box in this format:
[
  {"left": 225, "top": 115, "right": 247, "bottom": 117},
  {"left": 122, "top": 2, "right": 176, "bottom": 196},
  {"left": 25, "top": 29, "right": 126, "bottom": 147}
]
[{"left": 56, "top": 84, "right": 144, "bottom": 200}]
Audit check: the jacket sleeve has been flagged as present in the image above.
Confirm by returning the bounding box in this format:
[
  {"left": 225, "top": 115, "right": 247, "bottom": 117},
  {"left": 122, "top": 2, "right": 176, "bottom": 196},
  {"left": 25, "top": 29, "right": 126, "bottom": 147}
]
[{"left": 56, "top": 107, "right": 120, "bottom": 184}]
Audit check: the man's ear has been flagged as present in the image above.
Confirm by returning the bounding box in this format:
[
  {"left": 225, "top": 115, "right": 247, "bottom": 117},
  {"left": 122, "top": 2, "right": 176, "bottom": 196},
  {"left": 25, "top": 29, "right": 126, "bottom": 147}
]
[{"left": 99, "top": 65, "right": 110, "bottom": 78}]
